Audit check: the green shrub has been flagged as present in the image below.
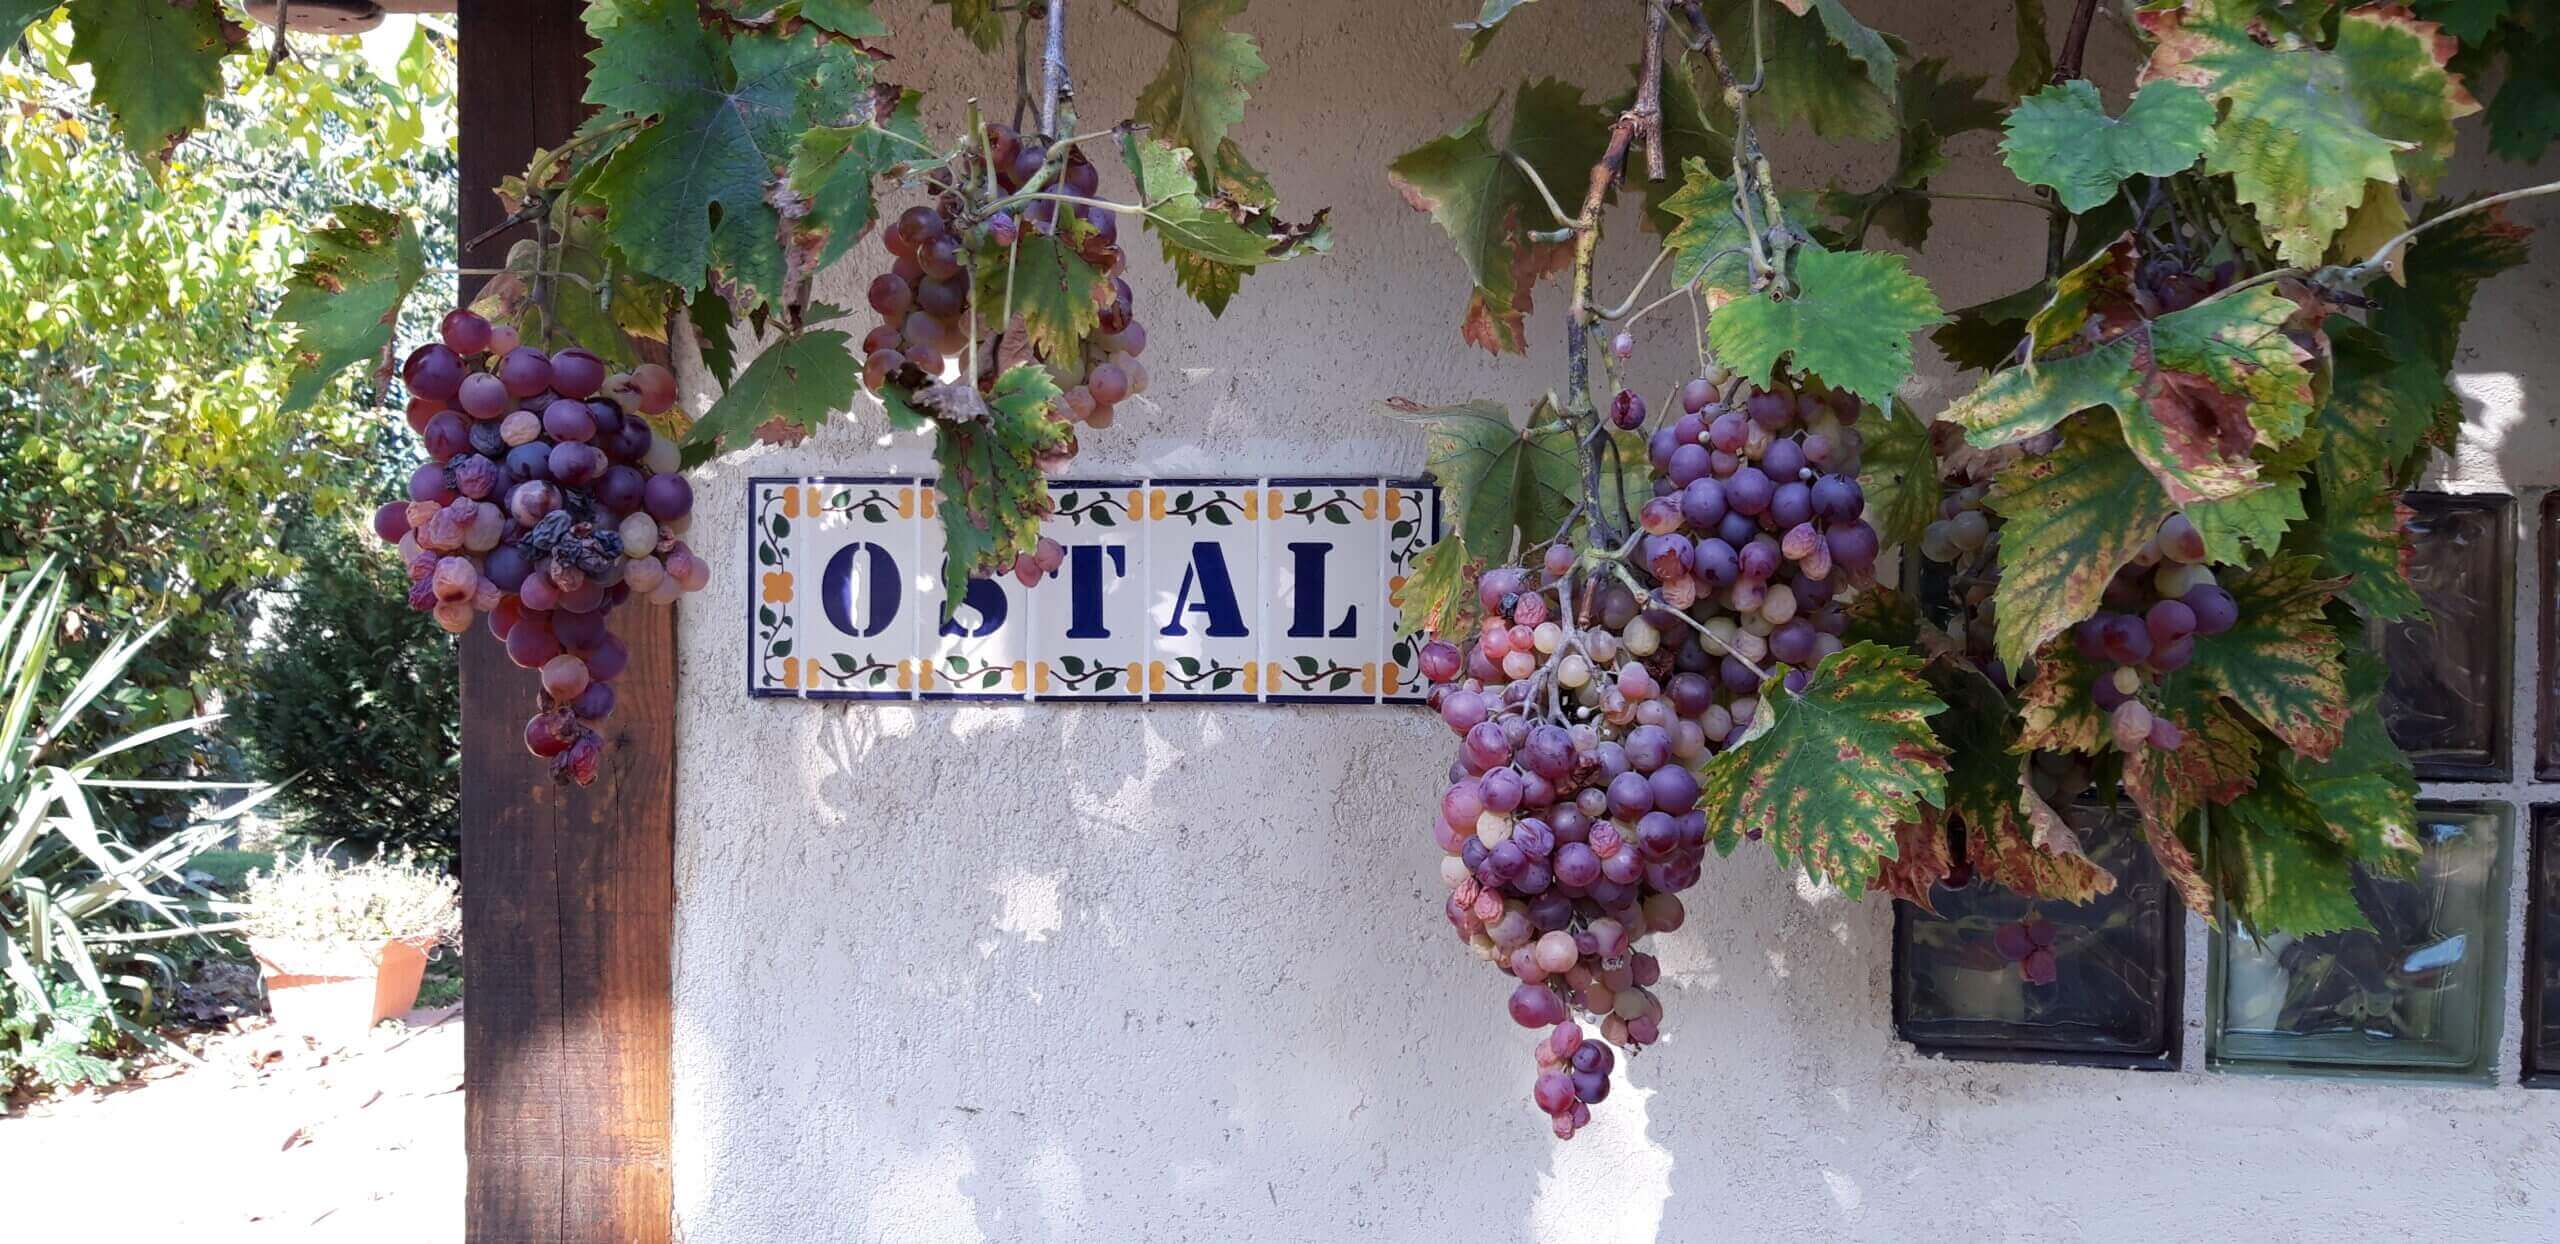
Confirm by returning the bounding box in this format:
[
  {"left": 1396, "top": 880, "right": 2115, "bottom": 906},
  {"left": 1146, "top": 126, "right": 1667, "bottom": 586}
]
[{"left": 237, "top": 525, "right": 460, "bottom": 859}]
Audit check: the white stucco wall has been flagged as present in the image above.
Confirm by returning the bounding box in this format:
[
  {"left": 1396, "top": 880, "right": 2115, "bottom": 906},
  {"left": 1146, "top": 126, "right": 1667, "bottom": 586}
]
[{"left": 669, "top": 3, "right": 2560, "bottom": 1239}]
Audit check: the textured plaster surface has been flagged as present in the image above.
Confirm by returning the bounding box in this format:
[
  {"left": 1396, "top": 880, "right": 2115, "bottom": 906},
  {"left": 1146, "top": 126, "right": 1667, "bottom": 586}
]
[{"left": 671, "top": 2, "right": 2560, "bottom": 1239}]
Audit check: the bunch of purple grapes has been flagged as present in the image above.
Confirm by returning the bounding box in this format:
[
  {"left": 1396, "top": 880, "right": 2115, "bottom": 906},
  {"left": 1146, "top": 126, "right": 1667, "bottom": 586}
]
[
  {"left": 1992, "top": 915, "right": 2059, "bottom": 985},
  {"left": 1415, "top": 366, "right": 1892, "bottom": 1138},
  {"left": 2070, "top": 512, "right": 2238, "bottom": 754},
  {"left": 377, "top": 309, "right": 708, "bottom": 784}
]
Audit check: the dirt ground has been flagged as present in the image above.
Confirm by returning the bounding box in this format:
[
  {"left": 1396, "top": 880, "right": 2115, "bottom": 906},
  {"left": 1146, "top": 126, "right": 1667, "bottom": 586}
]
[{"left": 0, "top": 1005, "right": 465, "bottom": 1240}]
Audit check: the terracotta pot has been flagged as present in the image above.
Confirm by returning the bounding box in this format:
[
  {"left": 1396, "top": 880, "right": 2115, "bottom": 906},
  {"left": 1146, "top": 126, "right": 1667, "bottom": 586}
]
[{"left": 251, "top": 936, "right": 439, "bottom": 1040}]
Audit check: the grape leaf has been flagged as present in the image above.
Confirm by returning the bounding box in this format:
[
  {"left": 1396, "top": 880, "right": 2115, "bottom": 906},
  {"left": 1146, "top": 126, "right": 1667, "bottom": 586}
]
[
  {"left": 68, "top": 0, "right": 242, "bottom": 164},
  {"left": 691, "top": 291, "right": 741, "bottom": 385},
  {"left": 1876, "top": 812, "right": 1954, "bottom": 912},
  {"left": 1380, "top": 398, "right": 1578, "bottom": 562},
  {"left": 0, "top": 1, "right": 54, "bottom": 53},
  {"left": 1707, "top": 248, "right": 1944, "bottom": 410},
  {"left": 1662, "top": 160, "right": 1760, "bottom": 305},
  {"left": 1387, "top": 82, "right": 1604, "bottom": 354},
  {"left": 1695, "top": 0, "right": 1900, "bottom": 140},
  {"left": 935, "top": 365, "right": 1071, "bottom": 607},
  {"left": 2369, "top": 198, "right": 2533, "bottom": 378},
  {"left": 1122, "top": 135, "right": 1330, "bottom": 270},
  {"left": 469, "top": 199, "right": 681, "bottom": 369},
  {"left": 1936, "top": 665, "right": 2116, "bottom": 901},
  {"left": 975, "top": 214, "right": 1106, "bottom": 363},
  {"left": 2280, "top": 651, "right": 2420, "bottom": 876},
  {"left": 2007, "top": 0, "right": 2054, "bottom": 100},
  {"left": 2000, "top": 79, "right": 2216, "bottom": 213},
  {"left": 1930, "top": 282, "right": 2050, "bottom": 372},
  {"left": 2029, "top": 233, "right": 2141, "bottom": 354},
  {"left": 2208, "top": 772, "right": 2370, "bottom": 936},
  {"left": 2137, "top": 0, "right": 2477, "bottom": 262},
  {"left": 684, "top": 316, "right": 857, "bottom": 466},
  {"left": 2186, "top": 555, "right": 2351, "bottom": 759},
  {"left": 1857, "top": 399, "right": 1939, "bottom": 554},
  {"left": 2312, "top": 321, "right": 2429, "bottom": 618},
  {"left": 1984, "top": 417, "right": 2176, "bottom": 671},
  {"left": 934, "top": 0, "right": 1003, "bottom": 51},
  {"left": 798, "top": 0, "right": 888, "bottom": 38},
  {"left": 2482, "top": 29, "right": 2560, "bottom": 162},
  {"left": 2015, "top": 638, "right": 2110, "bottom": 756},
  {"left": 277, "top": 205, "right": 426, "bottom": 415},
  {"left": 2123, "top": 673, "right": 2259, "bottom": 916},
  {"left": 1132, "top": 0, "right": 1265, "bottom": 188},
  {"left": 1824, "top": 57, "right": 2005, "bottom": 249},
  {"left": 2328, "top": 4, "right": 2483, "bottom": 195},
  {"left": 1943, "top": 335, "right": 2144, "bottom": 449},
  {"left": 788, "top": 85, "right": 926, "bottom": 274},
  {"left": 1456, "top": 0, "right": 1541, "bottom": 62},
  {"left": 2182, "top": 417, "right": 2311, "bottom": 561},
  {"left": 1700, "top": 642, "right": 1950, "bottom": 897},
  {"left": 1393, "top": 537, "right": 1474, "bottom": 642},
  {"left": 585, "top": 2, "right": 874, "bottom": 309},
  {"left": 2413, "top": 0, "right": 2510, "bottom": 42}
]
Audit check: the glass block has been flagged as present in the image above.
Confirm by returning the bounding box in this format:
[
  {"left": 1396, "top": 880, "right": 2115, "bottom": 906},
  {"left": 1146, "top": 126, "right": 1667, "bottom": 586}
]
[
  {"left": 1892, "top": 805, "right": 2180, "bottom": 1069},
  {"left": 2375, "top": 492, "right": 2511, "bottom": 780},
  {"left": 2528, "top": 806, "right": 2560, "bottom": 1087},
  {"left": 2542, "top": 497, "right": 2560, "bottom": 780},
  {"left": 2208, "top": 803, "right": 2512, "bottom": 1084}
]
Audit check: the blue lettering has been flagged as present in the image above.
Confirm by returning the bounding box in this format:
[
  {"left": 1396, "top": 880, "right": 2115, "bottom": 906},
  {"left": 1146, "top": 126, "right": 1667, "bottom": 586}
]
[
  {"left": 1286, "top": 541, "right": 1358, "bottom": 639},
  {"left": 820, "top": 541, "right": 900, "bottom": 638},
  {"left": 1059, "top": 544, "right": 1128, "bottom": 639},
  {"left": 1160, "top": 542, "right": 1248, "bottom": 638},
  {"left": 939, "top": 576, "right": 1009, "bottom": 638}
]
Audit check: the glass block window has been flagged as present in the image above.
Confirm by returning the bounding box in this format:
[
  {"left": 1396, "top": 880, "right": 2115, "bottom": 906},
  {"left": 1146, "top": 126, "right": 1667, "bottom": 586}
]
[
  {"left": 2376, "top": 492, "right": 2512, "bottom": 781},
  {"left": 1893, "top": 805, "right": 2180, "bottom": 1069},
  {"left": 2208, "top": 803, "right": 2513, "bottom": 1083},
  {"left": 2528, "top": 806, "right": 2560, "bottom": 1087}
]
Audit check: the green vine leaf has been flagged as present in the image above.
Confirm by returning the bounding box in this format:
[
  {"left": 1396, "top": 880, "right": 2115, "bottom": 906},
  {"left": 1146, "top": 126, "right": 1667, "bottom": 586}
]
[
  {"left": 976, "top": 214, "right": 1107, "bottom": 363},
  {"left": 935, "top": 365, "right": 1071, "bottom": 608},
  {"left": 1394, "top": 538, "right": 1475, "bottom": 642},
  {"left": 684, "top": 314, "right": 857, "bottom": 466},
  {"left": 797, "top": 0, "right": 889, "bottom": 38},
  {"left": 2184, "top": 554, "right": 2351, "bottom": 760},
  {"left": 2413, "top": 0, "right": 2509, "bottom": 43},
  {"left": 1122, "top": 135, "right": 1331, "bottom": 269},
  {"left": 2208, "top": 768, "right": 2371, "bottom": 936},
  {"left": 1707, "top": 248, "right": 1944, "bottom": 410},
  {"left": 1700, "top": 642, "right": 1950, "bottom": 898},
  {"left": 933, "top": 0, "right": 1004, "bottom": 51},
  {"left": 2006, "top": 0, "right": 2053, "bottom": 100},
  {"left": 1857, "top": 399, "right": 1939, "bottom": 554},
  {"left": 68, "top": 0, "right": 243, "bottom": 165},
  {"left": 276, "top": 205, "right": 426, "bottom": 414},
  {"left": 1456, "top": 0, "right": 1541, "bottom": 62},
  {"left": 0, "top": 1, "right": 55, "bottom": 53},
  {"left": 789, "top": 85, "right": 926, "bottom": 275},
  {"left": 1985, "top": 417, "right": 2176, "bottom": 671},
  {"left": 2312, "top": 321, "right": 2430, "bottom": 618},
  {"left": 1387, "top": 81, "right": 1606, "bottom": 354},
  {"left": 1696, "top": 0, "right": 1901, "bottom": 141},
  {"left": 585, "top": 0, "right": 875, "bottom": 309},
  {"left": 1662, "top": 159, "right": 1769, "bottom": 305},
  {"left": 2369, "top": 198, "right": 2533, "bottom": 382},
  {"left": 1133, "top": 0, "right": 1266, "bottom": 190},
  {"left": 1822, "top": 57, "right": 2004, "bottom": 250},
  {"left": 1380, "top": 398, "right": 1578, "bottom": 562},
  {"left": 2280, "top": 651, "right": 2421, "bottom": 876},
  {"left": 2000, "top": 79, "right": 2216, "bottom": 213},
  {"left": 2122, "top": 672, "right": 2258, "bottom": 915},
  {"left": 2181, "top": 422, "right": 2311, "bottom": 561}
]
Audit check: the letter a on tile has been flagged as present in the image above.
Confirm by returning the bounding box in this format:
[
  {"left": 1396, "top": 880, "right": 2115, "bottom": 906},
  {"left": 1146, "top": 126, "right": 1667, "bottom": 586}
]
[{"left": 1161, "top": 542, "right": 1248, "bottom": 637}]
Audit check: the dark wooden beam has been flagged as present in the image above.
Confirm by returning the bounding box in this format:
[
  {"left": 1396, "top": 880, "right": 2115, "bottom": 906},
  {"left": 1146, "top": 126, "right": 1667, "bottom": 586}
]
[{"left": 456, "top": 2, "right": 675, "bottom": 1240}]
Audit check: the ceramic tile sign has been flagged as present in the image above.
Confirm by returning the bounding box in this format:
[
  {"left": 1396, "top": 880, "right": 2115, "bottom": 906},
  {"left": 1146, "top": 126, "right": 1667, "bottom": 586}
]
[{"left": 746, "top": 476, "right": 1442, "bottom": 704}]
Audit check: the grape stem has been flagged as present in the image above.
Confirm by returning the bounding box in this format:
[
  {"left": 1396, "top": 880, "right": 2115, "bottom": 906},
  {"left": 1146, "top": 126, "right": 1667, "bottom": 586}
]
[
  {"left": 1040, "top": 0, "right": 1072, "bottom": 139},
  {"left": 1594, "top": 245, "right": 1675, "bottom": 320},
  {"left": 2188, "top": 178, "right": 2560, "bottom": 310}
]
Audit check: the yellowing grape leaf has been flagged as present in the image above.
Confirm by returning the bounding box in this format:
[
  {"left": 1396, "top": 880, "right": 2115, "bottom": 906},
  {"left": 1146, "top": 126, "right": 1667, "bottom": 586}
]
[
  {"left": 2280, "top": 651, "right": 2421, "bottom": 877},
  {"left": 1985, "top": 417, "right": 2176, "bottom": 670},
  {"left": 2312, "top": 321, "right": 2430, "bottom": 618},
  {"left": 2208, "top": 771, "right": 2371, "bottom": 936},
  {"left": 788, "top": 85, "right": 925, "bottom": 274},
  {"left": 2138, "top": 0, "right": 2478, "bottom": 263},
  {"left": 1388, "top": 81, "right": 1606, "bottom": 354},
  {"left": 1708, "top": 249, "right": 1944, "bottom": 411},
  {"left": 1937, "top": 664, "right": 2116, "bottom": 901},
  {"left": 1856, "top": 399, "right": 1939, "bottom": 553},
  {"left": 975, "top": 214, "right": 1107, "bottom": 363},
  {"left": 1700, "top": 642, "right": 1950, "bottom": 898},
  {"left": 685, "top": 314, "right": 857, "bottom": 466},
  {"left": 2123, "top": 673, "right": 2259, "bottom": 915},
  {"left": 935, "top": 364, "right": 1071, "bottom": 607},
  {"left": 1134, "top": 0, "right": 1266, "bottom": 189},
  {"left": 68, "top": 0, "right": 242, "bottom": 165},
  {"left": 277, "top": 205, "right": 426, "bottom": 414},
  {"left": 1876, "top": 811, "right": 1955, "bottom": 913},
  {"left": 2000, "top": 79, "right": 2216, "bottom": 213},
  {"left": 2185, "top": 555, "right": 2351, "bottom": 760},
  {"left": 1393, "top": 537, "right": 1475, "bottom": 642}
]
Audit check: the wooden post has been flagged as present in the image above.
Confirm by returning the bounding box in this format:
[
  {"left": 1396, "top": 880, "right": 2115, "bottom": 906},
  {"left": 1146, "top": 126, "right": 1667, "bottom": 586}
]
[{"left": 456, "top": 2, "right": 676, "bottom": 1240}]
